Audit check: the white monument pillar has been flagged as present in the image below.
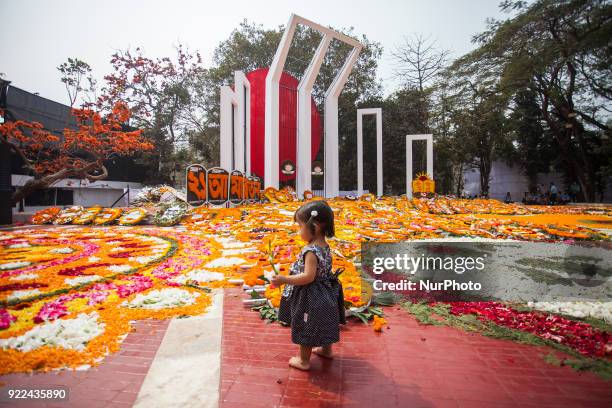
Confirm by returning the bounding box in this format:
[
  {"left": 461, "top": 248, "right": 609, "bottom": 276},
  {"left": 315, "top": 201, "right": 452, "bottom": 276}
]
[
  {"left": 356, "top": 108, "right": 383, "bottom": 197},
  {"left": 219, "top": 86, "right": 236, "bottom": 171},
  {"left": 324, "top": 47, "right": 362, "bottom": 198},
  {"left": 405, "top": 134, "right": 434, "bottom": 198},
  {"left": 235, "top": 71, "right": 251, "bottom": 174},
  {"left": 220, "top": 71, "right": 250, "bottom": 173},
  {"left": 296, "top": 34, "right": 332, "bottom": 197},
  {"left": 264, "top": 15, "right": 298, "bottom": 188}
]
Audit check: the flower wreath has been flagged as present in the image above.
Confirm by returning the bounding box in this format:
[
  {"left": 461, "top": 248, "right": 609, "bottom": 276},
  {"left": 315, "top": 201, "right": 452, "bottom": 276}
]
[
  {"left": 73, "top": 206, "right": 103, "bottom": 225},
  {"left": 53, "top": 206, "right": 84, "bottom": 225},
  {"left": 118, "top": 208, "right": 147, "bottom": 226},
  {"left": 31, "top": 207, "right": 61, "bottom": 225},
  {"left": 93, "top": 208, "right": 123, "bottom": 225}
]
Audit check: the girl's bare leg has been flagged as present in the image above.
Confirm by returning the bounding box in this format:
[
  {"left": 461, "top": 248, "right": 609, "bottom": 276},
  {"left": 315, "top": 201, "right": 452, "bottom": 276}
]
[
  {"left": 289, "top": 346, "right": 311, "bottom": 370},
  {"left": 313, "top": 344, "right": 333, "bottom": 359}
]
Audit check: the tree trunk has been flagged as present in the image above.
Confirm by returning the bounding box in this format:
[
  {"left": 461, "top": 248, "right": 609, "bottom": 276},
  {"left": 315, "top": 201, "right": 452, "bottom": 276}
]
[
  {"left": 479, "top": 158, "right": 491, "bottom": 196},
  {"left": 455, "top": 162, "right": 464, "bottom": 196},
  {"left": 10, "top": 162, "right": 108, "bottom": 206},
  {"left": 0, "top": 142, "right": 12, "bottom": 224}
]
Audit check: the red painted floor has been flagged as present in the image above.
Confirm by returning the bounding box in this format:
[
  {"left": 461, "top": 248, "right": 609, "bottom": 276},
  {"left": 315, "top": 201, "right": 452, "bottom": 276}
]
[
  {"left": 220, "top": 288, "right": 611, "bottom": 408},
  {"left": 0, "top": 319, "right": 169, "bottom": 408}
]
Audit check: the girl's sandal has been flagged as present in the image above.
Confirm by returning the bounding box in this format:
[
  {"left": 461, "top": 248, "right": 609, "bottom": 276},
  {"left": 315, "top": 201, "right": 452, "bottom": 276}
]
[
  {"left": 288, "top": 356, "right": 310, "bottom": 371},
  {"left": 312, "top": 347, "right": 333, "bottom": 359}
]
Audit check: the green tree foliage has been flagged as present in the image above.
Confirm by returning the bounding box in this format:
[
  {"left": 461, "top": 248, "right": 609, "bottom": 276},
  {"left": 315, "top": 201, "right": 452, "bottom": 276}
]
[
  {"left": 93, "top": 45, "right": 211, "bottom": 185},
  {"left": 450, "top": 0, "right": 611, "bottom": 200},
  {"left": 508, "top": 86, "right": 554, "bottom": 192}
]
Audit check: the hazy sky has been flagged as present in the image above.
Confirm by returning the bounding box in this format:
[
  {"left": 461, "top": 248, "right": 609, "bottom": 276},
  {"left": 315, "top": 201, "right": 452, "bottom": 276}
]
[{"left": 1, "top": 0, "right": 507, "bottom": 105}]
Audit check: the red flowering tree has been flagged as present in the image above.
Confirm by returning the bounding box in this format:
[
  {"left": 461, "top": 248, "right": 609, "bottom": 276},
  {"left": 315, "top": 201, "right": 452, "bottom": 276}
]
[
  {"left": 0, "top": 102, "right": 153, "bottom": 205},
  {"left": 90, "top": 45, "right": 209, "bottom": 185}
]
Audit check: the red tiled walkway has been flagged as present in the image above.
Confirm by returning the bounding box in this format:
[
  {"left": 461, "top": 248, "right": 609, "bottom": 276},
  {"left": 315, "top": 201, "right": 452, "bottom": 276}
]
[
  {"left": 0, "top": 319, "right": 169, "bottom": 408},
  {"left": 220, "top": 287, "right": 611, "bottom": 408}
]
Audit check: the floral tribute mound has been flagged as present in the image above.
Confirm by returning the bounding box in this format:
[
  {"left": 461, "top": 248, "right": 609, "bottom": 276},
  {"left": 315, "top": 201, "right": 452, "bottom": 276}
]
[{"left": 5, "top": 192, "right": 610, "bottom": 376}]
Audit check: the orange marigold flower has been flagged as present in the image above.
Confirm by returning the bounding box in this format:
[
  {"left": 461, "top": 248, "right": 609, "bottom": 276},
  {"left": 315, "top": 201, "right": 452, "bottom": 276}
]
[{"left": 372, "top": 315, "right": 387, "bottom": 332}]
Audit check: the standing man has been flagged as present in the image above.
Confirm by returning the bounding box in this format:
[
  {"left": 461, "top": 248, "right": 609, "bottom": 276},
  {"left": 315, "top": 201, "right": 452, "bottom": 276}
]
[
  {"left": 549, "top": 182, "right": 558, "bottom": 204},
  {"left": 570, "top": 182, "right": 580, "bottom": 202}
]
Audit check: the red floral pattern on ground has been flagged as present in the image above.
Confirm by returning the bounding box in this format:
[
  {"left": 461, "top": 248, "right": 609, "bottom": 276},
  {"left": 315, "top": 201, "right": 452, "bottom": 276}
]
[{"left": 449, "top": 301, "right": 610, "bottom": 358}]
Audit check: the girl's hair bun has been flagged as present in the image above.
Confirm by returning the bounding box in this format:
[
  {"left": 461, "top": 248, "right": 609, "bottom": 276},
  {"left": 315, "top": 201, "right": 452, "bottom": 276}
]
[{"left": 294, "top": 201, "right": 335, "bottom": 237}]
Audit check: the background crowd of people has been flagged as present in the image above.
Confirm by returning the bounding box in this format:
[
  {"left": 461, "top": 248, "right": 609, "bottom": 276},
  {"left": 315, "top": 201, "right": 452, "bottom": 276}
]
[
  {"left": 455, "top": 182, "right": 582, "bottom": 205},
  {"left": 519, "top": 182, "right": 581, "bottom": 205},
  {"left": 520, "top": 182, "right": 580, "bottom": 205}
]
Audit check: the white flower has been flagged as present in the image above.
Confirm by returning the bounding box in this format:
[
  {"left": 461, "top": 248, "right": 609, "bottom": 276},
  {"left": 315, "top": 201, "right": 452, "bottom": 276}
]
[
  {"left": 121, "top": 288, "right": 200, "bottom": 310},
  {"left": 204, "top": 257, "right": 246, "bottom": 268},
  {"left": 8, "top": 289, "right": 41, "bottom": 302},
  {"left": 9, "top": 273, "right": 39, "bottom": 281},
  {"left": 0, "top": 261, "right": 32, "bottom": 270},
  {"left": 65, "top": 275, "right": 102, "bottom": 286},
  {"left": 172, "top": 269, "right": 225, "bottom": 285},
  {"left": 110, "top": 246, "right": 126, "bottom": 252},
  {"left": 7, "top": 242, "right": 31, "bottom": 249},
  {"left": 220, "top": 241, "right": 252, "bottom": 249},
  {"left": 108, "top": 264, "right": 132, "bottom": 273},
  {"left": 129, "top": 256, "right": 158, "bottom": 264},
  {"left": 222, "top": 248, "right": 257, "bottom": 256},
  {"left": 0, "top": 313, "right": 104, "bottom": 352},
  {"left": 88, "top": 256, "right": 101, "bottom": 262},
  {"left": 50, "top": 247, "right": 75, "bottom": 254},
  {"left": 263, "top": 269, "right": 276, "bottom": 282},
  {"left": 215, "top": 237, "right": 236, "bottom": 245},
  {"left": 528, "top": 301, "right": 612, "bottom": 323}
]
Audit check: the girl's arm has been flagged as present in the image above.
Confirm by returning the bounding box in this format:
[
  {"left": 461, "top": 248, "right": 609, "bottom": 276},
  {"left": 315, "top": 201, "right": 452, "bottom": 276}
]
[{"left": 271, "top": 252, "right": 317, "bottom": 286}]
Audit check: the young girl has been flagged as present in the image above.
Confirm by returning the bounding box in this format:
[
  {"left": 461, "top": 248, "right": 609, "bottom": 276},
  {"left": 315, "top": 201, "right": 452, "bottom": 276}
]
[{"left": 271, "top": 200, "right": 346, "bottom": 371}]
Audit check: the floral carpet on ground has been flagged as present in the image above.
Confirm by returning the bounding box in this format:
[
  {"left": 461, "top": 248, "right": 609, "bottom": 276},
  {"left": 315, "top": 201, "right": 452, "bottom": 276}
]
[{"left": 0, "top": 196, "right": 610, "bottom": 375}]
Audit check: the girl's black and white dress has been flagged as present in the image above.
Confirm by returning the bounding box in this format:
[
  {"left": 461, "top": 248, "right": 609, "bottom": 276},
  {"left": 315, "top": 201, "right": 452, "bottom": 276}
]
[{"left": 277, "top": 244, "right": 346, "bottom": 346}]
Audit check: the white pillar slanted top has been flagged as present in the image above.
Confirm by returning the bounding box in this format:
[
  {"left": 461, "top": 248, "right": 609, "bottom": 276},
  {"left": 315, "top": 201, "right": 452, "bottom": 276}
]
[
  {"left": 356, "top": 108, "right": 383, "bottom": 197},
  {"left": 296, "top": 33, "right": 332, "bottom": 197},
  {"left": 405, "top": 134, "right": 434, "bottom": 199},
  {"left": 324, "top": 46, "right": 362, "bottom": 198},
  {"left": 264, "top": 15, "right": 298, "bottom": 189},
  {"left": 220, "top": 71, "right": 250, "bottom": 173},
  {"left": 265, "top": 13, "right": 363, "bottom": 193}
]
